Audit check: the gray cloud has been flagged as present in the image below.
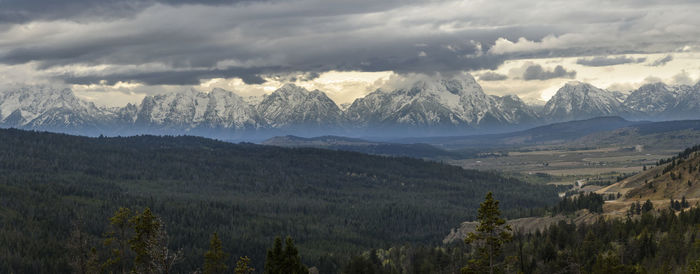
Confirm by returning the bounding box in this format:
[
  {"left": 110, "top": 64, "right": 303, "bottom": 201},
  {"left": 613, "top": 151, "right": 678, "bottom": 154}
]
[
  {"left": 0, "top": 0, "right": 699, "bottom": 87},
  {"left": 650, "top": 55, "right": 673, "bottom": 66},
  {"left": 286, "top": 72, "right": 321, "bottom": 83},
  {"left": 0, "top": 0, "right": 258, "bottom": 23},
  {"left": 0, "top": 1, "right": 513, "bottom": 85},
  {"left": 61, "top": 67, "right": 271, "bottom": 85},
  {"left": 478, "top": 72, "right": 508, "bottom": 81},
  {"left": 576, "top": 56, "right": 646, "bottom": 67},
  {"left": 522, "top": 65, "right": 576, "bottom": 80}
]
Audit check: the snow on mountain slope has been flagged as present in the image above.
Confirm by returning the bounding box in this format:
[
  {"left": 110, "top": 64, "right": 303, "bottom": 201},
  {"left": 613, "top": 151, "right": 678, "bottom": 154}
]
[
  {"left": 492, "top": 94, "right": 540, "bottom": 125},
  {"left": 2, "top": 79, "right": 699, "bottom": 138},
  {"left": 623, "top": 82, "right": 680, "bottom": 115},
  {"left": 135, "top": 88, "right": 263, "bottom": 131},
  {"left": 256, "top": 84, "right": 345, "bottom": 128},
  {"left": 0, "top": 86, "right": 114, "bottom": 130},
  {"left": 623, "top": 82, "right": 700, "bottom": 120},
  {"left": 345, "top": 74, "right": 535, "bottom": 129},
  {"left": 543, "top": 82, "right": 630, "bottom": 121},
  {"left": 674, "top": 84, "right": 700, "bottom": 117}
]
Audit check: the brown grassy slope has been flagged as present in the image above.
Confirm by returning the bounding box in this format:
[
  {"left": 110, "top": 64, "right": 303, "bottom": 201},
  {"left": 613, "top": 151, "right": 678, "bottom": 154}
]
[
  {"left": 446, "top": 150, "right": 700, "bottom": 242},
  {"left": 443, "top": 210, "right": 603, "bottom": 244},
  {"left": 597, "top": 151, "right": 700, "bottom": 213}
]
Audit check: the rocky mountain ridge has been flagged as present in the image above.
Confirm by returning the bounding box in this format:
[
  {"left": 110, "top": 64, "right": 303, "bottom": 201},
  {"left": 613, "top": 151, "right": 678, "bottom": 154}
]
[{"left": 1, "top": 76, "right": 700, "bottom": 139}]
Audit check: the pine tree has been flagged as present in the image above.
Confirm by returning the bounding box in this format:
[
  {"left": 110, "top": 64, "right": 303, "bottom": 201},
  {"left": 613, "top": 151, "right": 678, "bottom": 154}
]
[
  {"left": 265, "top": 237, "right": 284, "bottom": 274},
  {"left": 463, "top": 192, "right": 513, "bottom": 274},
  {"left": 129, "top": 207, "right": 161, "bottom": 273},
  {"left": 642, "top": 200, "right": 654, "bottom": 213},
  {"left": 67, "top": 218, "right": 100, "bottom": 274},
  {"left": 149, "top": 225, "right": 183, "bottom": 274},
  {"left": 235, "top": 256, "right": 255, "bottom": 274},
  {"left": 282, "top": 237, "right": 308, "bottom": 273},
  {"left": 580, "top": 230, "right": 601, "bottom": 271},
  {"left": 638, "top": 228, "right": 656, "bottom": 260},
  {"left": 104, "top": 207, "right": 133, "bottom": 274},
  {"left": 265, "top": 236, "right": 308, "bottom": 274},
  {"left": 204, "top": 232, "right": 228, "bottom": 274}
]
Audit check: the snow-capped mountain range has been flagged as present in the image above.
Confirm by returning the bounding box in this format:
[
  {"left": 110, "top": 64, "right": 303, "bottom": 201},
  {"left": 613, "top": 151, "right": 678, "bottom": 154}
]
[
  {"left": 345, "top": 75, "right": 538, "bottom": 132},
  {"left": 624, "top": 82, "right": 700, "bottom": 120},
  {"left": 1, "top": 75, "right": 700, "bottom": 139},
  {"left": 256, "top": 84, "right": 345, "bottom": 129},
  {"left": 542, "top": 82, "right": 633, "bottom": 121},
  {"left": 0, "top": 86, "right": 118, "bottom": 135},
  {"left": 134, "top": 88, "right": 263, "bottom": 133}
]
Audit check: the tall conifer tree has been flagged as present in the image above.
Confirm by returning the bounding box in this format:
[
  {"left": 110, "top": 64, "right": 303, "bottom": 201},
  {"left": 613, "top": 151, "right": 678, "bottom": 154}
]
[
  {"left": 463, "top": 192, "right": 512, "bottom": 274},
  {"left": 204, "top": 232, "right": 228, "bottom": 274}
]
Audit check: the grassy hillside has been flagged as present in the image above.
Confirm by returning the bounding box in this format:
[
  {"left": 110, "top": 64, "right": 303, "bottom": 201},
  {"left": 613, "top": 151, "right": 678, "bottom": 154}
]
[
  {"left": 0, "top": 129, "right": 559, "bottom": 273},
  {"left": 595, "top": 145, "right": 700, "bottom": 215},
  {"left": 617, "top": 145, "right": 700, "bottom": 200}
]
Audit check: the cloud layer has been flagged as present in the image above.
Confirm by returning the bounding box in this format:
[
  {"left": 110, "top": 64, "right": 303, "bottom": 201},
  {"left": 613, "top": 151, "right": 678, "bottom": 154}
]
[
  {"left": 650, "top": 55, "right": 674, "bottom": 66},
  {"left": 576, "top": 56, "right": 646, "bottom": 67},
  {"left": 522, "top": 65, "right": 576, "bottom": 81},
  {"left": 478, "top": 72, "right": 508, "bottom": 81},
  {"left": 1, "top": 0, "right": 700, "bottom": 104}
]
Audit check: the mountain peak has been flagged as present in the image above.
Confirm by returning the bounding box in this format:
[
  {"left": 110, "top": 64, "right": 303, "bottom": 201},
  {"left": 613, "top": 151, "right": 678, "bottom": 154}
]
[
  {"left": 625, "top": 80, "right": 700, "bottom": 119},
  {"left": 638, "top": 82, "right": 670, "bottom": 91},
  {"left": 173, "top": 88, "right": 202, "bottom": 96},
  {"left": 0, "top": 86, "right": 110, "bottom": 131},
  {"left": 257, "top": 84, "right": 343, "bottom": 129},
  {"left": 564, "top": 80, "right": 585, "bottom": 86},
  {"left": 543, "top": 82, "right": 626, "bottom": 121},
  {"left": 402, "top": 74, "right": 481, "bottom": 96},
  {"left": 345, "top": 73, "right": 537, "bottom": 130},
  {"left": 276, "top": 83, "right": 309, "bottom": 94},
  {"left": 499, "top": 94, "right": 523, "bottom": 102},
  {"left": 209, "top": 87, "right": 231, "bottom": 94},
  {"left": 560, "top": 81, "right": 599, "bottom": 92}
]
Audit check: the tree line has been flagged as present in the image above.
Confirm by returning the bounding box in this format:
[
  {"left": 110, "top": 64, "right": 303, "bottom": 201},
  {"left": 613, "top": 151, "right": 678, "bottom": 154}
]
[
  {"left": 342, "top": 194, "right": 700, "bottom": 274},
  {"left": 67, "top": 206, "right": 307, "bottom": 274}
]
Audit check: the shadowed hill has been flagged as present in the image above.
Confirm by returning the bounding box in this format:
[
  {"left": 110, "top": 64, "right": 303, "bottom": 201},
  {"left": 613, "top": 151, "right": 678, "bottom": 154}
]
[
  {"left": 0, "top": 128, "right": 559, "bottom": 273},
  {"left": 576, "top": 119, "right": 700, "bottom": 148},
  {"left": 262, "top": 135, "right": 467, "bottom": 159},
  {"left": 396, "top": 116, "right": 640, "bottom": 149}
]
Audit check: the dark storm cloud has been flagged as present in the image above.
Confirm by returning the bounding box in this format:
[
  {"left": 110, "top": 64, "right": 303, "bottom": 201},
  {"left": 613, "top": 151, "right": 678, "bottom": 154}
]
[
  {"left": 576, "top": 56, "right": 646, "bottom": 67},
  {"left": 0, "top": 6, "right": 511, "bottom": 85},
  {"left": 0, "top": 0, "right": 256, "bottom": 23},
  {"left": 1, "top": 0, "right": 700, "bottom": 86},
  {"left": 522, "top": 65, "right": 576, "bottom": 80},
  {"left": 61, "top": 67, "right": 272, "bottom": 85},
  {"left": 478, "top": 72, "right": 508, "bottom": 81},
  {"left": 650, "top": 55, "right": 673, "bottom": 66},
  {"left": 286, "top": 72, "right": 321, "bottom": 82}
]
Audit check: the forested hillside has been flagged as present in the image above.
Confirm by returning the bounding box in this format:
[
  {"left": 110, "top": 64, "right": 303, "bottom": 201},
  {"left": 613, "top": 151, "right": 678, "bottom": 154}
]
[
  {"left": 346, "top": 206, "right": 700, "bottom": 273},
  {"left": 0, "top": 129, "right": 559, "bottom": 273}
]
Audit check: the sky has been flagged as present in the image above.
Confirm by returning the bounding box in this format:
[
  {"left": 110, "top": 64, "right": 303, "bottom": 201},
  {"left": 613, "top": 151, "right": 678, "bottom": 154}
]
[{"left": 1, "top": 0, "right": 700, "bottom": 107}]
